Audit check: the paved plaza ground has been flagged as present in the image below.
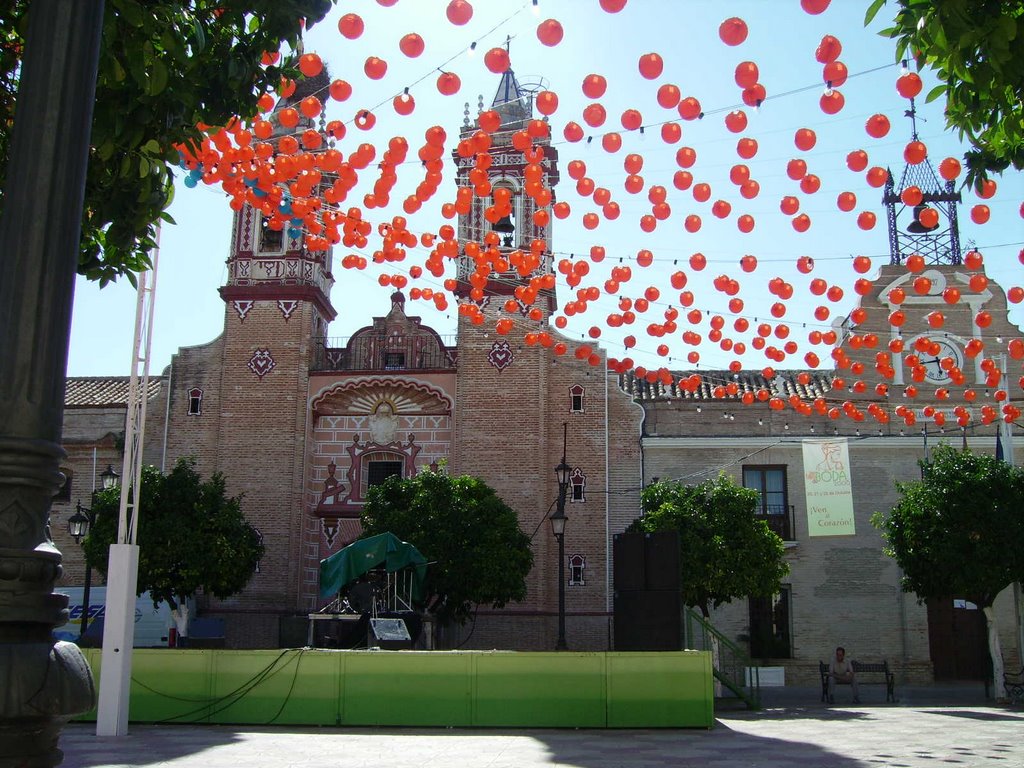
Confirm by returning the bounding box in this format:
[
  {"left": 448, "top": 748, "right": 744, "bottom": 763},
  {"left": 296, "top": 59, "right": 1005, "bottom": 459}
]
[{"left": 58, "top": 686, "right": 1023, "bottom": 768}]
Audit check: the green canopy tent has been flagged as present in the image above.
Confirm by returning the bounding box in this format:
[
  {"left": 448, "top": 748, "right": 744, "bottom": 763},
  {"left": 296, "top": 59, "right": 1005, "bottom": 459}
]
[{"left": 318, "top": 532, "right": 428, "bottom": 602}]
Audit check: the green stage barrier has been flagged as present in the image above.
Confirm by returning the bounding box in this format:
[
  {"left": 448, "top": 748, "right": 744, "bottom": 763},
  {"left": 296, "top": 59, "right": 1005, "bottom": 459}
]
[{"left": 77, "top": 648, "right": 713, "bottom": 728}]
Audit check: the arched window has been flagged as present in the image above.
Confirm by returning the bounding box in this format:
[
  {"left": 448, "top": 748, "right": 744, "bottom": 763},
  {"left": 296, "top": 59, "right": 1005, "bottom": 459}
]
[
  {"left": 568, "top": 554, "right": 586, "bottom": 586},
  {"left": 570, "top": 467, "right": 586, "bottom": 503},
  {"left": 569, "top": 384, "right": 585, "bottom": 413},
  {"left": 187, "top": 388, "right": 203, "bottom": 416}
]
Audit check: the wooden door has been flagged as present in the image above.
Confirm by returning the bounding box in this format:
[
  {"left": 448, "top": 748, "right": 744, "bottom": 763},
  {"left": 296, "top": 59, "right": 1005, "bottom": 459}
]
[{"left": 926, "top": 597, "right": 990, "bottom": 680}]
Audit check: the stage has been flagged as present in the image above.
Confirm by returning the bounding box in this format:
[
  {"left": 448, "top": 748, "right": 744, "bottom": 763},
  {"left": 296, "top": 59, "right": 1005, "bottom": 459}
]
[{"left": 76, "top": 648, "right": 714, "bottom": 728}]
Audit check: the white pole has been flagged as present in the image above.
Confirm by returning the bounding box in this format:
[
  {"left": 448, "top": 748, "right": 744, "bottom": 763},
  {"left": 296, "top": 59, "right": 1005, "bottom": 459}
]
[{"left": 96, "top": 229, "right": 160, "bottom": 736}]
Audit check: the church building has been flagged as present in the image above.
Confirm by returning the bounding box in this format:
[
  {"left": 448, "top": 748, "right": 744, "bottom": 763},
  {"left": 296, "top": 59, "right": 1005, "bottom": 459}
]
[{"left": 55, "top": 71, "right": 1021, "bottom": 688}]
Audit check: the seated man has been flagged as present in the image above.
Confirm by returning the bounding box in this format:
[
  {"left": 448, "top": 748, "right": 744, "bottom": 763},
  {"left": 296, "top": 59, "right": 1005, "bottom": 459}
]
[{"left": 828, "top": 646, "right": 860, "bottom": 704}]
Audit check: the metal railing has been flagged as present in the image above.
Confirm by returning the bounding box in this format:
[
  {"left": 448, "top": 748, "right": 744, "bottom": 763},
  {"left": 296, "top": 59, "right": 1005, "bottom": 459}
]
[
  {"left": 312, "top": 334, "right": 457, "bottom": 372},
  {"left": 684, "top": 607, "right": 761, "bottom": 710},
  {"left": 757, "top": 504, "right": 796, "bottom": 542}
]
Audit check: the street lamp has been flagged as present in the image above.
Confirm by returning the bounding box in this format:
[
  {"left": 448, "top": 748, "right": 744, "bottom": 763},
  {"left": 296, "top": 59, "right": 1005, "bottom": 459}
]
[
  {"left": 550, "top": 424, "right": 571, "bottom": 651},
  {"left": 67, "top": 465, "right": 120, "bottom": 642}
]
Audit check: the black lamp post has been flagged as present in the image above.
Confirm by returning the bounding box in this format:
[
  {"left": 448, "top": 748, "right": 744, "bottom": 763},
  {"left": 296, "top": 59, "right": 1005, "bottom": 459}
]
[
  {"left": 551, "top": 425, "right": 571, "bottom": 651},
  {"left": 67, "top": 465, "right": 119, "bottom": 641}
]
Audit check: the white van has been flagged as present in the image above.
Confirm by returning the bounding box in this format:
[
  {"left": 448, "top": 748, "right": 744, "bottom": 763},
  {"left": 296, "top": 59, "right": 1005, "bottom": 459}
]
[{"left": 53, "top": 586, "right": 174, "bottom": 648}]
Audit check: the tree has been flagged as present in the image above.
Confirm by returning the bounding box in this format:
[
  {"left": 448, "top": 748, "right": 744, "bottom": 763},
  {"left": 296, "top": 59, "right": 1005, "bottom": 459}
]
[
  {"left": 872, "top": 444, "right": 1024, "bottom": 700},
  {"left": 628, "top": 474, "right": 789, "bottom": 619},
  {"left": 360, "top": 470, "right": 534, "bottom": 628},
  {"left": 867, "top": 0, "right": 1024, "bottom": 185},
  {"left": 82, "top": 458, "right": 264, "bottom": 635},
  {"left": 0, "top": 0, "right": 334, "bottom": 284}
]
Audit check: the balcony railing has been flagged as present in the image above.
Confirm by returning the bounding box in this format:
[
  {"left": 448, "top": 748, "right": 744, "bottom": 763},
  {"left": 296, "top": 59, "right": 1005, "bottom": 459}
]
[
  {"left": 756, "top": 504, "right": 795, "bottom": 542},
  {"left": 312, "top": 334, "right": 457, "bottom": 372}
]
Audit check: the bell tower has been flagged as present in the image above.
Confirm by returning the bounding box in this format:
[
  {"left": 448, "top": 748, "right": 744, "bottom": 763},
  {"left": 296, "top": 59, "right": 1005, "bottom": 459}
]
[
  {"left": 883, "top": 101, "right": 963, "bottom": 267},
  {"left": 452, "top": 65, "right": 560, "bottom": 316},
  {"left": 450, "top": 67, "right": 638, "bottom": 651}
]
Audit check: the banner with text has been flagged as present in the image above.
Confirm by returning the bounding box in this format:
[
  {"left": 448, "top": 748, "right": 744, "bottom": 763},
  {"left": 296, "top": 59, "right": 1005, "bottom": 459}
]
[{"left": 801, "top": 438, "right": 856, "bottom": 536}]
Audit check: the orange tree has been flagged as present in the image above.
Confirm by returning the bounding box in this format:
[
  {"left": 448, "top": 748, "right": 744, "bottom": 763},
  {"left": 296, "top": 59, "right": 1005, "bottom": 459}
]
[
  {"left": 872, "top": 444, "right": 1024, "bottom": 699},
  {"left": 0, "top": 0, "right": 334, "bottom": 284},
  {"left": 868, "top": 0, "right": 1024, "bottom": 184}
]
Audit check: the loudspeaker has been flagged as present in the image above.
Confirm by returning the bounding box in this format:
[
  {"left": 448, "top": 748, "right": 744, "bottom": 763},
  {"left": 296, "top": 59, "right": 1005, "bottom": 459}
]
[
  {"left": 613, "top": 532, "right": 646, "bottom": 591},
  {"left": 613, "top": 531, "right": 681, "bottom": 591},
  {"left": 644, "top": 530, "right": 681, "bottom": 591},
  {"left": 613, "top": 590, "right": 682, "bottom": 651}
]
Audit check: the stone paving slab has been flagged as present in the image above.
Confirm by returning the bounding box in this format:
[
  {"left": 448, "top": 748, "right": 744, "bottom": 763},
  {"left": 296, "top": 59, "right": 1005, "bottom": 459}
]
[{"left": 59, "top": 704, "right": 1024, "bottom": 768}]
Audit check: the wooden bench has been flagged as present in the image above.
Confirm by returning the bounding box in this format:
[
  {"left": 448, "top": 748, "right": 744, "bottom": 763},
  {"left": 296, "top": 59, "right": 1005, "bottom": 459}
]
[
  {"left": 819, "top": 660, "right": 895, "bottom": 703},
  {"left": 1005, "top": 667, "right": 1024, "bottom": 704}
]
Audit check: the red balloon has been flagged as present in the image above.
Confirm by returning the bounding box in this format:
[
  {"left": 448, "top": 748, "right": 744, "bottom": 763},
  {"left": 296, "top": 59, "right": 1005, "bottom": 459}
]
[
  {"left": 657, "top": 84, "right": 681, "bottom": 108},
  {"left": 896, "top": 72, "right": 923, "bottom": 99},
  {"left": 602, "top": 132, "right": 622, "bottom": 153},
  {"left": 638, "top": 53, "right": 664, "bottom": 79},
  {"left": 338, "top": 13, "right": 365, "bottom": 39},
  {"left": 780, "top": 196, "right": 799, "bottom": 215},
  {"left": 484, "top": 47, "right": 510, "bottom": 73},
  {"left": 583, "top": 103, "right": 607, "bottom": 127},
  {"left": 846, "top": 149, "right": 868, "bottom": 172},
  {"left": 436, "top": 71, "right": 461, "bottom": 95},
  {"left": 857, "top": 211, "right": 877, "bottom": 230},
  {"left": 536, "top": 19, "right": 564, "bottom": 46},
  {"left": 446, "top": 1, "right": 473, "bottom": 25},
  {"left": 815, "top": 34, "right": 842, "bottom": 63},
  {"left": 661, "top": 122, "right": 681, "bottom": 143},
  {"left": 837, "top": 191, "right": 856, "bottom": 212},
  {"left": 823, "top": 60, "right": 848, "bottom": 86},
  {"left": 938, "top": 157, "right": 961, "bottom": 180},
  {"left": 801, "top": 0, "right": 831, "bottom": 13},
  {"left": 364, "top": 56, "right": 388, "bottom": 80},
  {"left": 399, "top": 33, "right": 425, "bottom": 58},
  {"left": 971, "top": 204, "right": 991, "bottom": 224},
  {"left": 904, "top": 140, "right": 927, "bottom": 164},
  {"left": 786, "top": 158, "right": 807, "bottom": 180},
  {"left": 794, "top": 128, "right": 816, "bottom": 151},
  {"left": 677, "top": 96, "right": 702, "bottom": 120},
  {"left": 735, "top": 61, "right": 759, "bottom": 88},
  {"left": 393, "top": 92, "right": 415, "bottom": 115},
  {"left": 536, "top": 90, "right": 559, "bottom": 115},
  {"left": 725, "top": 110, "right": 747, "bottom": 133},
  {"left": 819, "top": 89, "right": 844, "bottom": 114},
  {"left": 563, "top": 121, "right": 583, "bottom": 142},
  {"left": 582, "top": 73, "right": 607, "bottom": 99},
  {"left": 718, "top": 17, "right": 748, "bottom": 46},
  {"left": 865, "top": 114, "right": 890, "bottom": 138},
  {"left": 737, "top": 137, "right": 758, "bottom": 159},
  {"left": 621, "top": 109, "right": 643, "bottom": 130},
  {"left": 600, "top": 0, "right": 627, "bottom": 11}
]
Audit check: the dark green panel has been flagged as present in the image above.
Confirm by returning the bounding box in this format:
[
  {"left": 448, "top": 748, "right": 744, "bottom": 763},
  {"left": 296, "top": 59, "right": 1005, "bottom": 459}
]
[
  {"left": 473, "top": 652, "right": 607, "bottom": 726},
  {"left": 341, "top": 651, "right": 473, "bottom": 726},
  {"left": 606, "top": 652, "right": 714, "bottom": 728},
  {"left": 208, "top": 650, "right": 341, "bottom": 726}
]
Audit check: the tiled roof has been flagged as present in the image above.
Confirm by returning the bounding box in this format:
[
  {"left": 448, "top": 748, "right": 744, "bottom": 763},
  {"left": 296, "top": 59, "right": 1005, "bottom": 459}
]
[
  {"left": 619, "top": 369, "right": 837, "bottom": 402},
  {"left": 65, "top": 377, "right": 163, "bottom": 407}
]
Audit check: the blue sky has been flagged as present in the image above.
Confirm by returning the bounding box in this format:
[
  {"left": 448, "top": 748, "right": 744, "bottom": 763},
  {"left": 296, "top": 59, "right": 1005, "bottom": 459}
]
[{"left": 67, "top": 0, "right": 1023, "bottom": 378}]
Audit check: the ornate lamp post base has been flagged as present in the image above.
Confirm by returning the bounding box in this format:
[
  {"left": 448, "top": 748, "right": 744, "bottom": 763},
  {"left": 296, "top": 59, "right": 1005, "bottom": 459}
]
[{"left": 0, "top": 1, "right": 106, "bottom": 764}]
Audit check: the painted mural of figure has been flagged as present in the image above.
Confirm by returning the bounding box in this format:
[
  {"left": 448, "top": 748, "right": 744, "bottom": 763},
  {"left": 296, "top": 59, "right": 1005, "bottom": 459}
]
[
  {"left": 369, "top": 401, "right": 399, "bottom": 445},
  {"left": 319, "top": 461, "right": 344, "bottom": 507}
]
